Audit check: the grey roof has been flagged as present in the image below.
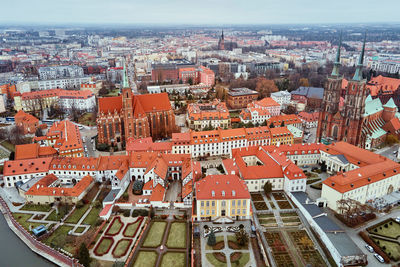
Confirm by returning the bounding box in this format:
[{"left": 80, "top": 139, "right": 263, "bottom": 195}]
[
  {"left": 291, "top": 191, "right": 309, "bottom": 203},
  {"left": 103, "top": 189, "right": 120, "bottom": 203},
  {"left": 314, "top": 216, "right": 343, "bottom": 232},
  {"left": 228, "top": 87, "right": 258, "bottom": 96},
  {"left": 291, "top": 87, "right": 324, "bottom": 99},
  {"left": 326, "top": 232, "right": 364, "bottom": 257},
  {"left": 18, "top": 177, "right": 41, "bottom": 192},
  {"left": 330, "top": 154, "right": 349, "bottom": 164}
]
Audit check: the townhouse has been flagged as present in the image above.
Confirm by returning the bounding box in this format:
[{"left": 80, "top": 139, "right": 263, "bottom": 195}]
[{"left": 187, "top": 99, "right": 231, "bottom": 130}]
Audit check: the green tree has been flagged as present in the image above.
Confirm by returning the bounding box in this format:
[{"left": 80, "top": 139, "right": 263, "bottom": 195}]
[
  {"left": 235, "top": 228, "right": 249, "bottom": 247},
  {"left": 188, "top": 77, "right": 193, "bottom": 85},
  {"left": 207, "top": 230, "right": 216, "bottom": 247},
  {"left": 263, "top": 181, "right": 272, "bottom": 195},
  {"left": 78, "top": 243, "right": 91, "bottom": 267},
  {"left": 280, "top": 121, "right": 285, "bottom": 127},
  {"left": 269, "top": 122, "right": 275, "bottom": 128}
]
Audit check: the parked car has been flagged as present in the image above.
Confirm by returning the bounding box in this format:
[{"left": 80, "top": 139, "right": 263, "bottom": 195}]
[
  {"left": 365, "top": 245, "right": 374, "bottom": 253},
  {"left": 395, "top": 217, "right": 400, "bottom": 223},
  {"left": 374, "top": 253, "right": 385, "bottom": 263}
]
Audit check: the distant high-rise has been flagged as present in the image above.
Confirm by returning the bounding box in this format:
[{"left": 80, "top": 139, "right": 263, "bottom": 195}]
[{"left": 218, "top": 30, "right": 225, "bottom": 50}]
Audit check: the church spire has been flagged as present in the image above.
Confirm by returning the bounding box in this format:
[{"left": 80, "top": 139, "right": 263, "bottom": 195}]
[
  {"left": 122, "top": 59, "right": 129, "bottom": 88},
  {"left": 331, "top": 31, "right": 342, "bottom": 77},
  {"left": 221, "top": 29, "right": 224, "bottom": 39},
  {"left": 352, "top": 32, "right": 367, "bottom": 81}
]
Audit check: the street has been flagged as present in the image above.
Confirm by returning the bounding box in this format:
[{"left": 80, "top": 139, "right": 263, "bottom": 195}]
[{"left": 376, "top": 144, "right": 399, "bottom": 162}]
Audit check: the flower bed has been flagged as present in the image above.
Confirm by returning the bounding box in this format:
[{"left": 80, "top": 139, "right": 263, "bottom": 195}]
[
  {"left": 105, "top": 216, "right": 124, "bottom": 236},
  {"left": 112, "top": 238, "right": 133, "bottom": 258},
  {"left": 254, "top": 201, "right": 268, "bottom": 210},
  {"left": 277, "top": 201, "right": 292, "bottom": 209},
  {"left": 250, "top": 193, "right": 264, "bottom": 202},
  {"left": 94, "top": 236, "right": 114, "bottom": 256},
  {"left": 123, "top": 217, "right": 143, "bottom": 238}
]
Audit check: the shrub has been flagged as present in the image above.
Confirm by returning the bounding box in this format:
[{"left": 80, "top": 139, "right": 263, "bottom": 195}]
[
  {"left": 96, "top": 218, "right": 103, "bottom": 226},
  {"left": 123, "top": 210, "right": 130, "bottom": 217},
  {"left": 94, "top": 200, "right": 101, "bottom": 209},
  {"left": 121, "top": 192, "right": 129, "bottom": 201},
  {"left": 207, "top": 230, "right": 216, "bottom": 247},
  {"left": 76, "top": 200, "right": 84, "bottom": 209},
  {"left": 112, "top": 206, "right": 120, "bottom": 214},
  {"left": 132, "top": 180, "right": 144, "bottom": 195},
  {"left": 96, "top": 143, "right": 109, "bottom": 151}
]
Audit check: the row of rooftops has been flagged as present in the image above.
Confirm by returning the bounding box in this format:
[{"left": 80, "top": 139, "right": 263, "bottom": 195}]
[
  {"left": 171, "top": 126, "right": 293, "bottom": 145},
  {"left": 187, "top": 100, "right": 230, "bottom": 121},
  {"left": 17, "top": 89, "right": 94, "bottom": 100}
]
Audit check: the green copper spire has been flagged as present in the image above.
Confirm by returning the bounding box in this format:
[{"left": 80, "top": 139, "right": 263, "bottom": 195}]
[
  {"left": 122, "top": 59, "right": 129, "bottom": 88},
  {"left": 331, "top": 31, "right": 342, "bottom": 77},
  {"left": 352, "top": 32, "right": 367, "bottom": 81}
]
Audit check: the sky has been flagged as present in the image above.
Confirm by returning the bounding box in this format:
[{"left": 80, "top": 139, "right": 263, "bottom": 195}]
[{"left": 1, "top": 0, "right": 400, "bottom": 25}]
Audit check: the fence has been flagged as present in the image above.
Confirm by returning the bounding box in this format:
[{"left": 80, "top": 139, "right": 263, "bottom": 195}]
[{"left": 0, "top": 196, "right": 82, "bottom": 267}]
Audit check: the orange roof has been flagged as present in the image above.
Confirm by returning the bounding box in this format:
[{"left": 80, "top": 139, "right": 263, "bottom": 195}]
[
  {"left": 321, "top": 141, "right": 385, "bottom": 167},
  {"left": 143, "top": 180, "right": 154, "bottom": 191},
  {"left": 99, "top": 204, "right": 113, "bottom": 217},
  {"left": 97, "top": 155, "right": 129, "bottom": 171},
  {"left": 187, "top": 100, "right": 230, "bottom": 121},
  {"left": 367, "top": 75, "right": 400, "bottom": 96},
  {"left": 39, "top": 120, "right": 83, "bottom": 153},
  {"left": 268, "top": 114, "right": 301, "bottom": 126},
  {"left": 4, "top": 157, "right": 52, "bottom": 176},
  {"left": 255, "top": 97, "right": 280, "bottom": 107},
  {"left": 26, "top": 174, "right": 93, "bottom": 197},
  {"left": 14, "top": 110, "right": 39, "bottom": 123},
  {"left": 20, "top": 89, "right": 94, "bottom": 101},
  {"left": 283, "top": 162, "right": 305, "bottom": 180},
  {"left": 135, "top": 93, "right": 172, "bottom": 112},
  {"left": 38, "top": 146, "right": 57, "bottom": 157},
  {"left": 277, "top": 143, "right": 325, "bottom": 155},
  {"left": 98, "top": 96, "right": 123, "bottom": 114},
  {"left": 196, "top": 175, "right": 250, "bottom": 200},
  {"left": 298, "top": 111, "right": 319, "bottom": 122},
  {"left": 15, "top": 144, "right": 39, "bottom": 160},
  {"left": 50, "top": 157, "right": 97, "bottom": 171},
  {"left": 323, "top": 160, "right": 400, "bottom": 193},
  {"left": 270, "top": 126, "right": 293, "bottom": 138},
  {"left": 182, "top": 180, "right": 193, "bottom": 198},
  {"left": 149, "top": 184, "right": 165, "bottom": 202},
  {"left": 126, "top": 137, "right": 172, "bottom": 153}
]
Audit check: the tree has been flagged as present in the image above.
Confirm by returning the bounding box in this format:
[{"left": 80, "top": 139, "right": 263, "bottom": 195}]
[
  {"left": 235, "top": 228, "right": 249, "bottom": 247},
  {"left": 280, "top": 121, "right": 285, "bottom": 127},
  {"left": 263, "top": 181, "right": 272, "bottom": 195},
  {"left": 207, "top": 230, "right": 216, "bottom": 247},
  {"left": 132, "top": 180, "right": 143, "bottom": 195},
  {"left": 188, "top": 77, "right": 193, "bottom": 85},
  {"left": 78, "top": 243, "right": 91, "bottom": 267},
  {"left": 269, "top": 122, "right": 275, "bottom": 128},
  {"left": 255, "top": 77, "right": 279, "bottom": 98},
  {"left": 386, "top": 134, "right": 399, "bottom": 146}
]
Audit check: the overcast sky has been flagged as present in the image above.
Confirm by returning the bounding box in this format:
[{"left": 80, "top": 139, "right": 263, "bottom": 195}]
[{"left": 1, "top": 0, "right": 399, "bottom": 25}]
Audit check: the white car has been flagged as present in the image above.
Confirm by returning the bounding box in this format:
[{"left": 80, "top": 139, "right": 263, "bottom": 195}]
[
  {"left": 395, "top": 217, "right": 400, "bottom": 223},
  {"left": 365, "top": 244, "right": 374, "bottom": 253},
  {"left": 374, "top": 253, "right": 384, "bottom": 263}
]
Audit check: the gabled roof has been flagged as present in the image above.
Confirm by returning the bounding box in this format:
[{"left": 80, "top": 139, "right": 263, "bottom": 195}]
[
  {"left": 150, "top": 183, "right": 165, "bottom": 202},
  {"left": 4, "top": 157, "right": 52, "bottom": 176},
  {"left": 384, "top": 98, "right": 397, "bottom": 109},
  {"left": 135, "top": 93, "right": 172, "bottom": 112},
  {"left": 98, "top": 96, "right": 123, "bottom": 114}
]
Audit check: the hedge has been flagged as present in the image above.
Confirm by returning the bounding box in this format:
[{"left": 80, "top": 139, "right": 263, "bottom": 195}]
[{"left": 359, "top": 231, "right": 390, "bottom": 263}]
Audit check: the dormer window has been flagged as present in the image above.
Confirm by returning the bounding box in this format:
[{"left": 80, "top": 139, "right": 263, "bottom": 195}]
[
  {"left": 222, "top": 190, "right": 225, "bottom": 197},
  {"left": 211, "top": 190, "right": 215, "bottom": 197}
]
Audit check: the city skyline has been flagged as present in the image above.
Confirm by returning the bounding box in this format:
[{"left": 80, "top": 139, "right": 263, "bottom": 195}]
[{"left": 1, "top": 0, "right": 400, "bottom": 25}]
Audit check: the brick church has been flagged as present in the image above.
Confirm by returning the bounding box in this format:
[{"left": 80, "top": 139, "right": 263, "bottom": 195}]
[
  {"left": 97, "top": 67, "right": 176, "bottom": 147},
  {"left": 317, "top": 34, "right": 400, "bottom": 149}
]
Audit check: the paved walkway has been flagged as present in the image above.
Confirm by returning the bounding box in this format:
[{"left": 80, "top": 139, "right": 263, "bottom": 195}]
[{"left": 199, "top": 221, "right": 257, "bottom": 267}]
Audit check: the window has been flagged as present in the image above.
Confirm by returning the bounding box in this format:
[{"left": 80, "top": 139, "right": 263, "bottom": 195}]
[
  {"left": 201, "top": 201, "right": 204, "bottom": 207},
  {"left": 221, "top": 201, "right": 226, "bottom": 207},
  {"left": 212, "top": 201, "right": 215, "bottom": 207}
]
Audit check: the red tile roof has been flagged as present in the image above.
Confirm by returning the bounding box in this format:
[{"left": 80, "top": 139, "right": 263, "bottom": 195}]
[
  {"left": 195, "top": 174, "right": 250, "bottom": 200},
  {"left": 150, "top": 184, "right": 165, "bottom": 202},
  {"left": 4, "top": 157, "right": 52, "bottom": 176},
  {"left": 98, "top": 96, "right": 123, "bottom": 114}
]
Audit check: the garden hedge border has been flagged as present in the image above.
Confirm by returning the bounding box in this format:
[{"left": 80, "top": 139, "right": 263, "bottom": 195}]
[
  {"left": 141, "top": 220, "right": 167, "bottom": 248},
  {"left": 359, "top": 231, "right": 390, "bottom": 263},
  {"left": 105, "top": 216, "right": 124, "bottom": 236},
  {"left": 122, "top": 216, "right": 143, "bottom": 238},
  {"left": 112, "top": 238, "right": 133, "bottom": 258},
  {"left": 94, "top": 236, "right": 114, "bottom": 256}
]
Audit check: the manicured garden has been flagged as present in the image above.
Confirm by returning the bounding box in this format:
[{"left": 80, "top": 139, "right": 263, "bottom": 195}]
[
  {"left": 82, "top": 206, "right": 101, "bottom": 227},
  {"left": 94, "top": 236, "right": 114, "bottom": 256},
  {"left": 206, "top": 252, "right": 227, "bottom": 267},
  {"left": 206, "top": 235, "right": 225, "bottom": 250},
  {"left": 264, "top": 231, "right": 295, "bottom": 267},
  {"left": 166, "top": 222, "right": 187, "bottom": 249},
  {"left": 371, "top": 237, "right": 400, "bottom": 261},
  {"left": 254, "top": 201, "right": 268, "bottom": 210},
  {"left": 230, "top": 252, "right": 250, "bottom": 267},
  {"left": 288, "top": 230, "right": 325, "bottom": 266},
  {"left": 368, "top": 219, "right": 400, "bottom": 239},
  {"left": 65, "top": 204, "right": 90, "bottom": 224},
  {"left": 250, "top": 193, "right": 264, "bottom": 202},
  {"left": 133, "top": 251, "right": 158, "bottom": 267},
  {"left": 44, "top": 225, "right": 74, "bottom": 251},
  {"left": 123, "top": 217, "right": 143, "bottom": 237},
  {"left": 74, "top": 226, "right": 86, "bottom": 233},
  {"left": 227, "top": 234, "right": 248, "bottom": 250},
  {"left": 112, "top": 238, "right": 133, "bottom": 258},
  {"left": 367, "top": 219, "right": 400, "bottom": 261},
  {"left": 46, "top": 206, "right": 71, "bottom": 221},
  {"left": 277, "top": 201, "right": 292, "bottom": 209},
  {"left": 105, "top": 216, "right": 124, "bottom": 236},
  {"left": 20, "top": 203, "right": 51, "bottom": 212},
  {"left": 160, "top": 252, "right": 186, "bottom": 267},
  {"left": 142, "top": 221, "right": 167, "bottom": 247},
  {"left": 12, "top": 213, "right": 42, "bottom": 231}
]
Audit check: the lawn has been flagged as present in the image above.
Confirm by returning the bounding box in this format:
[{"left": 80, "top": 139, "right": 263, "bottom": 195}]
[
  {"left": 94, "top": 237, "right": 114, "bottom": 256},
  {"left": 166, "top": 222, "right": 187, "bottom": 249},
  {"left": 112, "top": 239, "right": 132, "bottom": 258},
  {"left": 46, "top": 206, "right": 72, "bottom": 221},
  {"left": 257, "top": 213, "right": 275, "bottom": 218},
  {"left": 282, "top": 217, "right": 300, "bottom": 223},
  {"left": 143, "top": 221, "right": 167, "bottom": 247},
  {"left": 230, "top": 252, "right": 250, "bottom": 267},
  {"left": 65, "top": 204, "right": 90, "bottom": 224},
  {"left": 106, "top": 216, "right": 124, "bottom": 236},
  {"left": 160, "top": 252, "right": 186, "bottom": 267},
  {"left": 78, "top": 112, "right": 96, "bottom": 126},
  {"left": 106, "top": 88, "right": 120, "bottom": 97},
  {"left": 133, "top": 251, "right": 158, "bottom": 267},
  {"left": 1, "top": 140, "right": 15, "bottom": 152},
  {"left": 227, "top": 234, "right": 248, "bottom": 250},
  {"left": 371, "top": 237, "right": 400, "bottom": 261},
  {"left": 44, "top": 225, "right": 74, "bottom": 248},
  {"left": 206, "top": 253, "right": 227, "bottom": 267},
  {"left": 20, "top": 203, "right": 52, "bottom": 212},
  {"left": 74, "top": 226, "right": 86, "bottom": 233},
  {"left": 82, "top": 206, "right": 101, "bottom": 227},
  {"left": 12, "top": 213, "right": 42, "bottom": 231},
  {"left": 206, "top": 235, "right": 225, "bottom": 250},
  {"left": 369, "top": 220, "right": 400, "bottom": 239},
  {"left": 123, "top": 218, "right": 142, "bottom": 237}
]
